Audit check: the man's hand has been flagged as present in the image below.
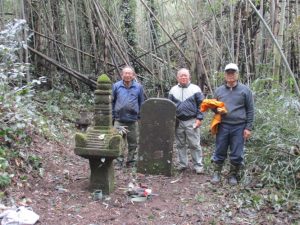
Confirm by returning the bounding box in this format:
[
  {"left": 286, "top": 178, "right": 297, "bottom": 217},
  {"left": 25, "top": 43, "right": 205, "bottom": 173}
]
[
  {"left": 193, "top": 119, "right": 202, "bottom": 129},
  {"left": 216, "top": 107, "right": 227, "bottom": 114},
  {"left": 116, "top": 126, "right": 129, "bottom": 135},
  {"left": 243, "top": 129, "right": 251, "bottom": 140}
]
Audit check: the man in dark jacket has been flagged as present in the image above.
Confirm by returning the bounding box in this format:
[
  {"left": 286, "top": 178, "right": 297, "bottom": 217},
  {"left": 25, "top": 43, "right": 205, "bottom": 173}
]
[
  {"left": 112, "top": 66, "right": 144, "bottom": 167},
  {"left": 168, "top": 68, "right": 204, "bottom": 174},
  {"left": 211, "top": 63, "right": 254, "bottom": 185}
]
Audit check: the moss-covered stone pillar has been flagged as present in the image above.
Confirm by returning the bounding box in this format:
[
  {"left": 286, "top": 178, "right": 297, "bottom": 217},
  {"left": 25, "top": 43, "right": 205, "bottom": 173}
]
[
  {"left": 74, "top": 74, "right": 122, "bottom": 195},
  {"left": 94, "top": 75, "right": 112, "bottom": 128}
]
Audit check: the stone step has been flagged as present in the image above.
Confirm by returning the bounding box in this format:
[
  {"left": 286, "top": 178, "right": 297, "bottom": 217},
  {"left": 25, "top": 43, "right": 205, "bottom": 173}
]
[
  {"left": 87, "top": 132, "right": 112, "bottom": 136},
  {"left": 87, "top": 132, "right": 111, "bottom": 136},
  {"left": 87, "top": 135, "right": 109, "bottom": 139},
  {"left": 86, "top": 141, "right": 107, "bottom": 148},
  {"left": 86, "top": 138, "right": 111, "bottom": 143}
]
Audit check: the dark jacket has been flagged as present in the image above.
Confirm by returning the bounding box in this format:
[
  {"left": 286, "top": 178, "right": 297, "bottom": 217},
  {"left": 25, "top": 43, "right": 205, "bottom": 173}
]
[
  {"left": 168, "top": 83, "right": 204, "bottom": 121},
  {"left": 112, "top": 80, "right": 144, "bottom": 122},
  {"left": 214, "top": 82, "right": 254, "bottom": 130}
]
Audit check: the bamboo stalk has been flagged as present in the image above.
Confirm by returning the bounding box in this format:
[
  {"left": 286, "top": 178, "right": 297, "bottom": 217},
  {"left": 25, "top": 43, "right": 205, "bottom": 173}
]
[
  {"left": 235, "top": 6, "right": 242, "bottom": 63},
  {"left": 27, "top": 46, "right": 97, "bottom": 88},
  {"left": 246, "top": 0, "right": 300, "bottom": 97},
  {"left": 230, "top": 1, "right": 235, "bottom": 60},
  {"left": 139, "top": 0, "right": 191, "bottom": 65},
  {"left": 71, "top": 0, "right": 81, "bottom": 72},
  {"left": 20, "top": 0, "right": 30, "bottom": 82},
  {"left": 191, "top": 29, "right": 213, "bottom": 95},
  {"left": 93, "top": 0, "right": 129, "bottom": 65},
  {"left": 83, "top": 0, "right": 100, "bottom": 73},
  {"left": 29, "top": 29, "right": 115, "bottom": 67},
  {"left": 207, "top": 0, "right": 234, "bottom": 62}
]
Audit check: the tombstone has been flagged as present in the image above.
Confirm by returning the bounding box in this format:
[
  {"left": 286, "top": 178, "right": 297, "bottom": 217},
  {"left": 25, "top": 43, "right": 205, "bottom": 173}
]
[
  {"left": 74, "top": 74, "right": 122, "bottom": 194},
  {"left": 137, "top": 98, "right": 176, "bottom": 176}
]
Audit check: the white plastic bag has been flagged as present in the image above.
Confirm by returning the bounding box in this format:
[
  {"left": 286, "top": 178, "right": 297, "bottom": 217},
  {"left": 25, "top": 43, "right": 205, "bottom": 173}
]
[{"left": 0, "top": 206, "right": 39, "bottom": 225}]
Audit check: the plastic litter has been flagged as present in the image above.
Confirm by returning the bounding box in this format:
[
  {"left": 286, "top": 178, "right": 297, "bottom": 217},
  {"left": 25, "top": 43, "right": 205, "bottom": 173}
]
[
  {"left": 92, "top": 190, "right": 103, "bottom": 201},
  {"left": 130, "top": 196, "right": 148, "bottom": 203},
  {"left": 126, "top": 183, "right": 156, "bottom": 202},
  {"left": 0, "top": 206, "right": 39, "bottom": 225}
]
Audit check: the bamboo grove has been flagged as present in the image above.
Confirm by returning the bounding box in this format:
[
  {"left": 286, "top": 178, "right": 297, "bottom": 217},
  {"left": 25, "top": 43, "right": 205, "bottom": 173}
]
[{"left": 1, "top": 0, "right": 300, "bottom": 97}]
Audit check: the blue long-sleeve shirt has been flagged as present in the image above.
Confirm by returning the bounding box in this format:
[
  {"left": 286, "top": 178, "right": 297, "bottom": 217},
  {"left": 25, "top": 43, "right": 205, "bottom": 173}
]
[
  {"left": 214, "top": 82, "right": 254, "bottom": 130},
  {"left": 112, "top": 80, "right": 144, "bottom": 122}
]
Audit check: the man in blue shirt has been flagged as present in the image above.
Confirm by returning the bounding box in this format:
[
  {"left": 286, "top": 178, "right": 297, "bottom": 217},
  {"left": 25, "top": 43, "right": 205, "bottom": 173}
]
[
  {"left": 211, "top": 63, "right": 254, "bottom": 185},
  {"left": 112, "top": 66, "right": 144, "bottom": 167}
]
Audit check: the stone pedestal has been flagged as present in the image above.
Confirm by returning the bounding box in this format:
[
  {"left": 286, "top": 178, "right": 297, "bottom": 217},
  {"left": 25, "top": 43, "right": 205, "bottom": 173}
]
[{"left": 89, "top": 158, "right": 114, "bottom": 193}]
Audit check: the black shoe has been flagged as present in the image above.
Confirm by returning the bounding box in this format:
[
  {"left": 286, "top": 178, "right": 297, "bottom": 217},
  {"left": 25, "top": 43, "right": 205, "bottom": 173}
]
[
  {"left": 228, "top": 175, "right": 238, "bottom": 186},
  {"left": 177, "top": 165, "right": 187, "bottom": 172},
  {"left": 211, "top": 173, "right": 221, "bottom": 184}
]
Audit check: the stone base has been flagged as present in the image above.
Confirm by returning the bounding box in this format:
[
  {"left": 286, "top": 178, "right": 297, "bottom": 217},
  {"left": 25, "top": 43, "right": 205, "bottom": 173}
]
[
  {"left": 137, "top": 158, "right": 173, "bottom": 177},
  {"left": 88, "top": 158, "right": 115, "bottom": 194}
]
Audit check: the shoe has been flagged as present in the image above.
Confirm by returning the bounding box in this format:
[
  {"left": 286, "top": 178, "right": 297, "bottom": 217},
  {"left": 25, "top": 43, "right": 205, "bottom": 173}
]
[
  {"left": 211, "top": 172, "right": 221, "bottom": 184},
  {"left": 177, "top": 165, "right": 187, "bottom": 171},
  {"left": 228, "top": 175, "right": 238, "bottom": 186},
  {"left": 195, "top": 166, "right": 204, "bottom": 174},
  {"left": 210, "top": 162, "right": 223, "bottom": 184},
  {"left": 228, "top": 163, "right": 240, "bottom": 186}
]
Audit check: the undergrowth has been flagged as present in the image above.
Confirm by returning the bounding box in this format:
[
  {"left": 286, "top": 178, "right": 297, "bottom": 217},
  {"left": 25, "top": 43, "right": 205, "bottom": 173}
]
[
  {"left": 243, "top": 90, "right": 300, "bottom": 211},
  {"left": 0, "top": 19, "right": 93, "bottom": 189},
  {"left": 201, "top": 89, "right": 300, "bottom": 212}
]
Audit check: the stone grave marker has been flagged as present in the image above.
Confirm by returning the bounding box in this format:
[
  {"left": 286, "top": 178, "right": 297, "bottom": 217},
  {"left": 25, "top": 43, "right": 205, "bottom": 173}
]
[{"left": 137, "top": 98, "right": 176, "bottom": 176}]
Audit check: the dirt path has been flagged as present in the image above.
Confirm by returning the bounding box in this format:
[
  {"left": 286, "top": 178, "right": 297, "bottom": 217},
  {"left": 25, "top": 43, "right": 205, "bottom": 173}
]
[{"left": 6, "top": 136, "right": 298, "bottom": 225}]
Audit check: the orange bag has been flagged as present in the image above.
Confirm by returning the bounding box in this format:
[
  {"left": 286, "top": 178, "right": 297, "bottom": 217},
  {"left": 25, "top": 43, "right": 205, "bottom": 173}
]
[{"left": 200, "top": 99, "right": 227, "bottom": 134}]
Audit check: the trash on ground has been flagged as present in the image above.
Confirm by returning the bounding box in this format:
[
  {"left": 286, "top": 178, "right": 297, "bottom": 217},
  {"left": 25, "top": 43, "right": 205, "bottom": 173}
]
[
  {"left": 92, "top": 190, "right": 103, "bottom": 201},
  {"left": 0, "top": 206, "right": 39, "bottom": 225},
  {"left": 55, "top": 185, "right": 69, "bottom": 193},
  {"left": 126, "top": 182, "right": 156, "bottom": 203}
]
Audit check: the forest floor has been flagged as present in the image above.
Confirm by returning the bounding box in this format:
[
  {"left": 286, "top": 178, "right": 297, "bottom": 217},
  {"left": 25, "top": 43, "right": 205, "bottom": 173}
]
[{"left": 3, "top": 134, "right": 299, "bottom": 225}]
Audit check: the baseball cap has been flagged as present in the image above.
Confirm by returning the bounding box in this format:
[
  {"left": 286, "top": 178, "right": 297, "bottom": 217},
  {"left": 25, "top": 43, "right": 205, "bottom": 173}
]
[{"left": 224, "top": 63, "right": 239, "bottom": 72}]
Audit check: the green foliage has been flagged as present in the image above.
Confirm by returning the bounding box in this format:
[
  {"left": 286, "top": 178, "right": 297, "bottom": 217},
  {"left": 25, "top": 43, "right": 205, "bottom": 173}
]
[
  {"left": 0, "top": 20, "right": 94, "bottom": 189},
  {"left": 194, "top": 192, "right": 205, "bottom": 203},
  {"left": 0, "top": 20, "right": 38, "bottom": 148},
  {"left": 0, "top": 157, "right": 9, "bottom": 170},
  {"left": 36, "top": 88, "right": 93, "bottom": 140},
  {"left": 246, "top": 94, "right": 300, "bottom": 188},
  {"left": 28, "top": 154, "right": 42, "bottom": 170},
  {"left": 0, "top": 173, "right": 11, "bottom": 188},
  {"left": 243, "top": 91, "right": 300, "bottom": 211}
]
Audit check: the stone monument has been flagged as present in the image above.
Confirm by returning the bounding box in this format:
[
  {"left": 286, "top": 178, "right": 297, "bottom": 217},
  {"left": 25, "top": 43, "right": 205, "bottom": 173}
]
[
  {"left": 74, "top": 74, "right": 122, "bottom": 194},
  {"left": 137, "top": 98, "right": 176, "bottom": 176}
]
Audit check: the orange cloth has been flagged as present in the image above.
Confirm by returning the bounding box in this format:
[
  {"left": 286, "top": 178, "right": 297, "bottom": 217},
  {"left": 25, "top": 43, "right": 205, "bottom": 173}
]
[{"left": 200, "top": 99, "right": 227, "bottom": 134}]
